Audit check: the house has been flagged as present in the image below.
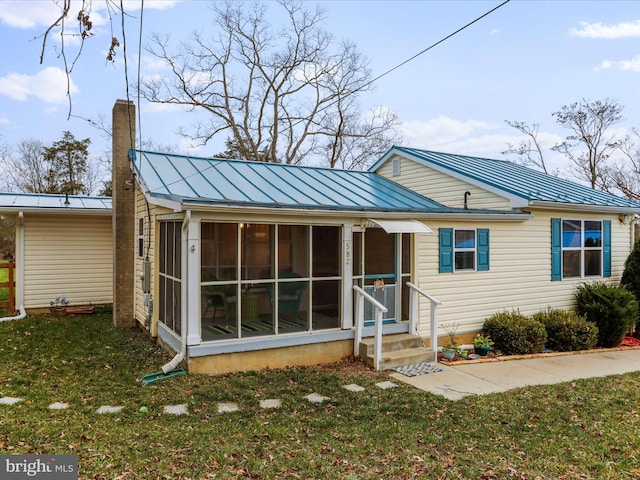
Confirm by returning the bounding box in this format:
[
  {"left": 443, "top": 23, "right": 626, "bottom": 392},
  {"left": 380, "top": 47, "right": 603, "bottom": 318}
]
[
  {"left": 109, "top": 100, "right": 640, "bottom": 375},
  {"left": 0, "top": 193, "right": 112, "bottom": 316}
]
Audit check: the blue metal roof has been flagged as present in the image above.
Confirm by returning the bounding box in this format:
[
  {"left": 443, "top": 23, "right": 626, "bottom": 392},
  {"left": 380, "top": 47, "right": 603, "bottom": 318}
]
[
  {"left": 132, "top": 150, "right": 456, "bottom": 213},
  {"left": 379, "top": 147, "right": 640, "bottom": 210},
  {"left": 0, "top": 193, "right": 112, "bottom": 211}
]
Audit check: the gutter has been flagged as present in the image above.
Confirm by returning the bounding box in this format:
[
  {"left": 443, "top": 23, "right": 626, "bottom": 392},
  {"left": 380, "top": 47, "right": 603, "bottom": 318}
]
[
  {"left": 160, "top": 210, "right": 190, "bottom": 374},
  {"left": 0, "top": 212, "right": 26, "bottom": 322}
]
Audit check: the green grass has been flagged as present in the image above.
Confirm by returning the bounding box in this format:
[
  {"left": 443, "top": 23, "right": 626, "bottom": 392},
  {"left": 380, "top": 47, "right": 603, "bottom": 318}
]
[
  {"left": 0, "top": 266, "right": 8, "bottom": 302},
  {"left": 2, "top": 314, "right": 640, "bottom": 479}
]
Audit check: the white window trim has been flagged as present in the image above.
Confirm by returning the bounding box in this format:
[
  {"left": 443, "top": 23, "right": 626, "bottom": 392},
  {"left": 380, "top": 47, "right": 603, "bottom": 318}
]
[
  {"left": 561, "top": 219, "right": 603, "bottom": 278},
  {"left": 453, "top": 228, "right": 476, "bottom": 272}
]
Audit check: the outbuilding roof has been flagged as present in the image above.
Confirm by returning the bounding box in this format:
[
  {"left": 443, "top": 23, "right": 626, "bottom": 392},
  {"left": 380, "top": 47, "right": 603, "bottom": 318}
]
[
  {"left": 374, "top": 147, "right": 640, "bottom": 212},
  {"left": 132, "top": 150, "right": 459, "bottom": 214},
  {"left": 0, "top": 192, "right": 112, "bottom": 212}
]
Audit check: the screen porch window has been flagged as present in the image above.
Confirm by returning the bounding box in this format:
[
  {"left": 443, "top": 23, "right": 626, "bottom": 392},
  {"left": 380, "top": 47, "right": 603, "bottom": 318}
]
[
  {"left": 158, "top": 221, "right": 182, "bottom": 334},
  {"left": 200, "top": 223, "right": 341, "bottom": 341}
]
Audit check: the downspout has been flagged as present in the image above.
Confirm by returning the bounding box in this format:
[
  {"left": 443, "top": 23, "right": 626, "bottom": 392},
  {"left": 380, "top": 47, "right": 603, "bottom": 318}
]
[
  {"left": 161, "top": 210, "right": 190, "bottom": 374},
  {"left": 1, "top": 212, "right": 26, "bottom": 322}
]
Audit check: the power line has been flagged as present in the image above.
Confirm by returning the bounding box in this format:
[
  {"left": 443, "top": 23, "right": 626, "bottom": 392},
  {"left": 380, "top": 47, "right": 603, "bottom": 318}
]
[{"left": 363, "top": 0, "right": 511, "bottom": 93}]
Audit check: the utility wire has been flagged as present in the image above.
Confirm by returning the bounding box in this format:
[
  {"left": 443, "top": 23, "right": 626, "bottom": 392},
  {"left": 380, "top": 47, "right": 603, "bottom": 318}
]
[{"left": 361, "top": 0, "right": 511, "bottom": 93}]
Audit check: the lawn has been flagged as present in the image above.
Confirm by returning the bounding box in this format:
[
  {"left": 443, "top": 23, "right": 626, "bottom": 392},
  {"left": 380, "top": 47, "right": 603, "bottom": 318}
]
[
  {"left": 0, "top": 266, "right": 7, "bottom": 303},
  {"left": 2, "top": 314, "right": 640, "bottom": 479}
]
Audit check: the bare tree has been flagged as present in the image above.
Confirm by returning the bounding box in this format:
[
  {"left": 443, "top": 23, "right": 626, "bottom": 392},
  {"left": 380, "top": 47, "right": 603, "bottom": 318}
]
[
  {"left": 610, "top": 131, "right": 640, "bottom": 201},
  {"left": 140, "top": 0, "right": 399, "bottom": 167},
  {"left": 552, "top": 98, "right": 625, "bottom": 189},
  {"left": 37, "top": 0, "right": 121, "bottom": 119},
  {"left": 0, "top": 139, "right": 49, "bottom": 193},
  {"left": 502, "top": 120, "right": 556, "bottom": 175}
]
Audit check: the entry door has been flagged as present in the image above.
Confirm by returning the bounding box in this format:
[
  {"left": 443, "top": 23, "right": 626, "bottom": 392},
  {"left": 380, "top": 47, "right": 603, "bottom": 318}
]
[{"left": 362, "top": 228, "right": 399, "bottom": 325}]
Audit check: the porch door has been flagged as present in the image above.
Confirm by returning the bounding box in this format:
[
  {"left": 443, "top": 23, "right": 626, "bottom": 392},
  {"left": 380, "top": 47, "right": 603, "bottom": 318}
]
[{"left": 356, "top": 229, "right": 410, "bottom": 326}]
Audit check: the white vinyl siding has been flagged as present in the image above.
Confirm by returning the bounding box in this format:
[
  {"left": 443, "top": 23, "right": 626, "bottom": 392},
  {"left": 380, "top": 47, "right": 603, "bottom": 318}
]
[
  {"left": 23, "top": 214, "right": 112, "bottom": 308},
  {"left": 415, "top": 209, "right": 631, "bottom": 338},
  {"left": 376, "top": 155, "right": 512, "bottom": 210}
]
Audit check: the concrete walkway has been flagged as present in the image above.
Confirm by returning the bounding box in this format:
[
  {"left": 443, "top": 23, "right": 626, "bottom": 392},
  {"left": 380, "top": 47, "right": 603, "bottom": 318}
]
[{"left": 390, "top": 348, "right": 640, "bottom": 400}]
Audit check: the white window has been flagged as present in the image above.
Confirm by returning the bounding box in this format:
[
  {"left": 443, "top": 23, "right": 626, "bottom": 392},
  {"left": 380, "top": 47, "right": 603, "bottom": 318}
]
[
  {"left": 562, "top": 220, "right": 602, "bottom": 278},
  {"left": 138, "top": 217, "right": 145, "bottom": 258}
]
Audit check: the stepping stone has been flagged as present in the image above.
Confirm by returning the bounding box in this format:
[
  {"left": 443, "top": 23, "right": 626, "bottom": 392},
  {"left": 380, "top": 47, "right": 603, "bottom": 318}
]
[
  {"left": 305, "top": 392, "right": 330, "bottom": 403},
  {"left": 343, "top": 384, "right": 365, "bottom": 392},
  {"left": 375, "top": 381, "right": 397, "bottom": 390},
  {"left": 49, "top": 402, "right": 70, "bottom": 410},
  {"left": 96, "top": 405, "right": 123, "bottom": 414},
  {"left": 0, "top": 397, "right": 23, "bottom": 405},
  {"left": 164, "top": 404, "right": 188, "bottom": 415},
  {"left": 217, "top": 402, "right": 239, "bottom": 413},
  {"left": 259, "top": 399, "right": 281, "bottom": 409}
]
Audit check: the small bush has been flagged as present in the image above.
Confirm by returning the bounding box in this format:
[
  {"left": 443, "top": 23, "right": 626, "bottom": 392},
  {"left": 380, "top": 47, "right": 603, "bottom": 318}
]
[
  {"left": 531, "top": 308, "right": 598, "bottom": 352},
  {"left": 621, "top": 240, "right": 640, "bottom": 335},
  {"left": 483, "top": 310, "right": 547, "bottom": 355},
  {"left": 575, "top": 282, "right": 638, "bottom": 348}
]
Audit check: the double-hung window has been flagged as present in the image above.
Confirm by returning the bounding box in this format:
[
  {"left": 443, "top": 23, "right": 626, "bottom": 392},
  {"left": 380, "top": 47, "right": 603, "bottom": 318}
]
[
  {"left": 551, "top": 218, "right": 611, "bottom": 280},
  {"left": 439, "top": 228, "right": 489, "bottom": 273}
]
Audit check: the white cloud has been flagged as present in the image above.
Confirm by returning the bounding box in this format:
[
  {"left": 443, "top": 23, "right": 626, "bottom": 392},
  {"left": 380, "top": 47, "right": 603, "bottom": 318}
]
[
  {"left": 0, "top": 117, "right": 9, "bottom": 125},
  {"left": 0, "top": 0, "right": 181, "bottom": 29},
  {"left": 569, "top": 19, "right": 640, "bottom": 39},
  {"left": 179, "top": 137, "right": 203, "bottom": 154},
  {"left": 0, "top": 67, "right": 78, "bottom": 104},
  {"left": 597, "top": 55, "right": 640, "bottom": 72},
  {"left": 399, "top": 116, "right": 492, "bottom": 147},
  {"left": 398, "top": 116, "right": 566, "bottom": 162}
]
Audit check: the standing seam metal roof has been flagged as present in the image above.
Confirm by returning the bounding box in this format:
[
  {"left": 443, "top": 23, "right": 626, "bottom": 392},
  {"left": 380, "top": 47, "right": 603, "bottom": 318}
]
[
  {"left": 388, "top": 147, "right": 640, "bottom": 209},
  {"left": 132, "top": 150, "right": 450, "bottom": 212},
  {"left": 0, "top": 192, "right": 112, "bottom": 210}
]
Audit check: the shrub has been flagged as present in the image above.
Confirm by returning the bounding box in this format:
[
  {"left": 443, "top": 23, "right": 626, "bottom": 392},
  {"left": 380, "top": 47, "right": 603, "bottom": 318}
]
[
  {"left": 531, "top": 308, "right": 598, "bottom": 352},
  {"left": 483, "top": 310, "right": 547, "bottom": 355},
  {"left": 621, "top": 240, "right": 640, "bottom": 335},
  {"left": 575, "top": 282, "right": 638, "bottom": 348}
]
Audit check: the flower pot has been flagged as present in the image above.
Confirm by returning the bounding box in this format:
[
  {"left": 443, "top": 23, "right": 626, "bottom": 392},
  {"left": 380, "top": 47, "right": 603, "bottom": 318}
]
[
  {"left": 50, "top": 307, "right": 67, "bottom": 316},
  {"left": 441, "top": 347, "right": 456, "bottom": 361},
  {"left": 474, "top": 345, "right": 491, "bottom": 357}
]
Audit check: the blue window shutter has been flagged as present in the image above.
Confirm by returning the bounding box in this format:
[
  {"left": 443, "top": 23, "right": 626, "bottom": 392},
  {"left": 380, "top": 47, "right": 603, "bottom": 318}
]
[
  {"left": 551, "top": 218, "right": 562, "bottom": 281},
  {"left": 439, "top": 228, "right": 453, "bottom": 273},
  {"left": 603, "top": 220, "right": 611, "bottom": 278},
  {"left": 477, "top": 228, "right": 490, "bottom": 271}
]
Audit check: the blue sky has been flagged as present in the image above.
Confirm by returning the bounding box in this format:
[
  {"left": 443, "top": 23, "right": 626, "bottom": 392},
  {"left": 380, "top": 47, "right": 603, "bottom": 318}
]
[{"left": 1, "top": 0, "right": 640, "bottom": 182}]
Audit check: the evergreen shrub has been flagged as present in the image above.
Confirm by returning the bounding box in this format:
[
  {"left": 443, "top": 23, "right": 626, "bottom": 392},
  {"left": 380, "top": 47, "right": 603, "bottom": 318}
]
[
  {"left": 482, "top": 310, "right": 547, "bottom": 355},
  {"left": 575, "top": 282, "right": 638, "bottom": 348},
  {"left": 621, "top": 240, "right": 640, "bottom": 335},
  {"left": 531, "top": 308, "right": 598, "bottom": 352}
]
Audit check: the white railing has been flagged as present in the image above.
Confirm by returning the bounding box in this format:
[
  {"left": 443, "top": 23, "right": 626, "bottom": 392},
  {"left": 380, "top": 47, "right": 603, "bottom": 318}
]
[
  {"left": 353, "top": 285, "right": 388, "bottom": 371},
  {"left": 406, "top": 282, "right": 441, "bottom": 363}
]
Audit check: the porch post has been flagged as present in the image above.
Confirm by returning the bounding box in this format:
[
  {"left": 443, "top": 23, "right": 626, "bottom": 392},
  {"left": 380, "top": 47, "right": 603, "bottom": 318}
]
[
  {"left": 342, "top": 223, "right": 354, "bottom": 330},
  {"left": 186, "top": 213, "right": 201, "bottom": 345}
]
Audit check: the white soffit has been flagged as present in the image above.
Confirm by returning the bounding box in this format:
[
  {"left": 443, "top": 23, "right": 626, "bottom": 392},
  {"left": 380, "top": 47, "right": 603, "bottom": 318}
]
[{"left": 367, "top": 219, "right": 433, "bottom": 233}]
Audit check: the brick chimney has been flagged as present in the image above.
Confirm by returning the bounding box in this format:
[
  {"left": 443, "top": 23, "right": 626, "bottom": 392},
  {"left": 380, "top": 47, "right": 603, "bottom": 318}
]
[{"left": 112, "top": 100, "right": 136, "bottom": 328}]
